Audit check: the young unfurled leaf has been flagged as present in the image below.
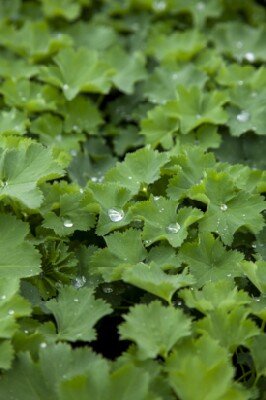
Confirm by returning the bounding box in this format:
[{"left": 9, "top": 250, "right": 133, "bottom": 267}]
[
  {"left": 45, "top": 286, "right": 112, "bottom": 342},
  {"left": 119, "top": 301, "right": 191, "bottom": 359}
]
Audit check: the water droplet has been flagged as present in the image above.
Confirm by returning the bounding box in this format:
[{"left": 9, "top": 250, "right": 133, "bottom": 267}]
[
  {"left": 108, "top": 208, "right": 124, "bottom": 222},
  {"left": 70, "top": 149, "right": 77, "bottom": 157},
  {"left": 196, "top": 114, "right": 202, "bottom": 119},
  {"left": 254, "top": 298, "right": 260, "bottom": 302},
  {"left": 79, "top": 188, "right": 84, "bottom": 194},
  {"left": 74, "top": 298, "right": 79, "bottom": 302},
  {"left": 8, "top": 310, "right": 14, "bottom": 315},
  {"left": 1, "top": 295, "right": 6, "bottom": 300},
  {"left": 251, "top": 91, "right": 257, "bottom": 98},
  {"left": 74, "top": 275, "right": 86, "bottom": 289},
  {"left": 166, "top": 223, "right": 181, "bottom": 234},
  {"left": 128, "top": 176, "right": 132, "bottom": 180},
  {"left": 252, "top": 244, "right": 257, "bottom": 249},
  {"left": 176, "top": 301, "right": 182, "bottom": 306},
  {"left": 196, "top": 2, "right": 205, "bottom": 11},
  {"left": 103, "top": 287, "right": 113, "bottom": 294},
  {"left": 236, "top": 41, "right": 243, "bottom": 49},
  {"left": 226, "top": 273, "right": 232, "bottom": 277},
  {"left": 220, "top": 204, "right": 228, "bottom": 211},
  {"left": 62, "top": 84, "right": 69, "bottom": 91},
  {"left": 172, "top": 73, "right": 179, "bottom": 80},
  {"left": 40, "top": 342, "right": 47, "bottom": 348},
  {"left": 236, "top": 110, "right": 250, "bottom": 123},
  {"left": 153, "top": 1, "right": 166, "bottom": 11},
  {"left": 242, "top": 214, "right": 246, "bottom": 218},
  {"left": 63, "top": 219, "right": 73, "bottom": 228},
  {"left": 154, "top": 196, "right": 160, "bottom": 201},
  {"left": 72, "top": 125, "right": 79, "bottom": 132},
  {"left": 245, "top": 52, "right": 255, "bottom": 63},
  {"left": 237, "top": 80, "right": 244, "bottom": 86},
  {"left": 24, "top": 330, "right": 29, "bottom": 334},
  {"left": 159, "top": 208, "right": 165, "bottom": 213},
  {"left": 91, "top": 176, "right": 98, "bottom": 183}
]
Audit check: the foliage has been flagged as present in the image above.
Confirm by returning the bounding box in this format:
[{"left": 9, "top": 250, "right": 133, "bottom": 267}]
[{"left": 0, "top": 0, "right": 265, "bottom": 399}]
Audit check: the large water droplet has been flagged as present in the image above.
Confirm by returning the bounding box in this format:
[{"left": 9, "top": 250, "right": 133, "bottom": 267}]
[
  {"left": 245, "top": 52, "right": 255, "bottom": 63},
  {"left": 108, "top": 208, "right": 124, "bottom": 222},
  {"left": 74, "top": 276, "right": 86, "bottom": 289},
  {"left": 63, "top": 219, "right": 73, "bottom": 228},
  {"left": 196, "top": 2, "right": 205, "bottom": 11},
  {"left": 236, "top": 110, "right": 250, "bottom": 123},
  {"left": 166, "top": 222, "right": 181, "bottom": 234},
  {"left": 40, "top": 342, "right": 47, "bottom": 348},
  {"left": 220, "top": 204, "right": 228, "bottom": 211},
  {"left": 153, "top": 1, "right": 166, "bottom": 11},
  {"left": 62, "top": 84, "right": 69, "bottom": 91}
]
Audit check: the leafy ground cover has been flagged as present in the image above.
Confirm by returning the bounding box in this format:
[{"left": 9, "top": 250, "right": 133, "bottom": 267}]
[{"left": 0, "top": 0, "right": 265, "bottom": 399}]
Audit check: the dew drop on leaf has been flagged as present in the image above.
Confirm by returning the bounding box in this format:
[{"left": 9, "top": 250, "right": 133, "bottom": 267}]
[
  {"left": 226, "top": 273, "right": 232, "bottom": 277},
  {"left": 103, "top": 286, "right": 113, "bottom": 294},
  {"left": 196, "top": 2, "right": 205, "bottom": 11},
  {"left": 74, "top": 298, "right": 79, "bottom": 302},
  {"left": 63, "top": 219, "right": 74, "bottom": 228},
  {"left": 153, "top": 1, "right": 166, "bottom": 11},
  {"left": 62, "top": 84, "right": 69, "bottom": 91},
  {"left": 220, "top": 204, "right": 228, "bottom": 211},
  {"left": 0, "top": 295, "right": 6, "bottom": 300},
  {"left": 166, "top": 223, "right": 181, "bottom": 234},
  {"left": 8, "top": 310, "right": 14, "bottom": 315},
  {"left": 40, "top": 342, "right": 47, "bottom": 348},
  {"left": 236, "top": 110, "right": 250, "bottom": 123},
  {"left": 245, "top": 52, "right": 255, "bottom": 63},
  {"left": 108, "top": 208, "right": 124, "bottom": 222}
]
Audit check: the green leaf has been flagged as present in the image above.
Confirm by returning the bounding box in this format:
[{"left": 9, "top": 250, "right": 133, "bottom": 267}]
[
  {"left": 0, "top": 341, "right": 14, "bottom": 370},
  {"left": 105, "top": 147, "right": 169, "bottom": 195},
  {"left": 179, "top": 232, "right": 244, "bottom": 287},
  {"left": 122, "top": 262, "right": 195, "bottom": 303},
  {"left": 167, "top": 147, "right": 216, "bottom": 200},
  {"left": 195, "top": 306, "right": 260, "bottom": 352},
  {"left": 241, "top": 261, "right": 266, "bottom": 294},
  {"left": 119, "top": 301, "right": 191, "bottom": 359},
  {"left": 0, "top": 109, "right": 29, "bottom": 136},
  {"left": 132, "top": 197, "right": 203, "bottom": 247},
  {"left": 39, "top": 47, "right": 114, "bottom": 100},
  {"left": 166, "top": 334, "right": 237, "bottom": 400},
  {"left": 227, "top": 86, "right": 266, "bottom": 136},
  {"left": 142, "top": 63, "right": 207, "bottom": 104},
  {"left": 41, "top": 0, "right": 82, "bottom": 21},
  {"left": 249, "top": 334, "right": 266, "bottom": 377},
  {"left": 90, "top": 229, "right": 147, "bottom": 281},
  {"left": 197, "top": 170, "right": 265, "bottom": 245},
  {"left": 0, "top": 142, "right": 64, "bottom": 209},
  {"left": 45, "top": 286, "right": 112, "bottom": 342},
  {"left": 0, "top": 343, "right": 109, "bottom": 400},
  {"left": 0, "top": 214, "right": 41, "bottom": 279},
  {"left": 179, "top": 280, "right": 251, "bottom": 313},
  {"left": 148, "top": 30, "right": 206, "bottom": 62},
  {"left": 212, "top": 22, "right": 266, "bottom": 62},
  {"left": 166, "top": 86, "right": 228, "bottom": 134},
  {"left": 40, "top": 182, "right": 96, "bottom": 236},
  {"left": 107, "top": 46, "right": 146, "bottom": 94}
]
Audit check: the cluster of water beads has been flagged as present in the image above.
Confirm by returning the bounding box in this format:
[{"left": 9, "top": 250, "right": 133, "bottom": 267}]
[
  {"left": 108, "top": 208, "right": 124, "bottom": 222},
  {"left": 73, "top": 275, "right": 87, "bottom": 289},
  {"left": 166, "top": 222, "right": 181, "bottom": 234}
]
